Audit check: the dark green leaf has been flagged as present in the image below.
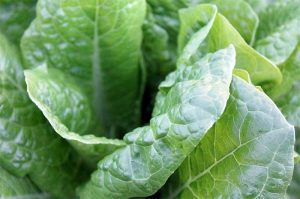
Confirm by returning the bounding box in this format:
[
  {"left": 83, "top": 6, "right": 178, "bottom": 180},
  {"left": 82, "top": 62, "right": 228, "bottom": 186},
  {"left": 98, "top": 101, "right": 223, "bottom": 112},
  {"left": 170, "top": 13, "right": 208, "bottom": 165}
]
[
  {"left": 0, "top": 0, "right": 37, "bottom": 44},
  {"left": 0, "top": 33, "right": 79, "bottom": 198},
  {"left": 21, "top": 0, "right": 146, "bottom": 136}
]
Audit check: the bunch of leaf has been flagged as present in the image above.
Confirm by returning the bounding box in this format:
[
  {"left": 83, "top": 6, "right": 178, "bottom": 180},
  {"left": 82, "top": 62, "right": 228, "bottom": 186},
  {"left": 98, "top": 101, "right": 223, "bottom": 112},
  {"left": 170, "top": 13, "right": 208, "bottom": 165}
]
[{"left": 0, "top": 0, "right": 298, "bottom": 199}]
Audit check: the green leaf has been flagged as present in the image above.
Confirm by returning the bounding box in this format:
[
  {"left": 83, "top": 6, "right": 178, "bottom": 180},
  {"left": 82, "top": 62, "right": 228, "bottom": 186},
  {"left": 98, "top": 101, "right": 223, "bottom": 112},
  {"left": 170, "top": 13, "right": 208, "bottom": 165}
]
[
  {"left": 141, "top": 5, "right": 176, "bottom": 120},
  {"left": 24, "top": 65, "right": 125, "bottom": 165},
  {"left": 165, "top": 77, "right": 294, "bottom": 198},
  {"left": 277, "top": 82, "right": 300, "bottom": 128},
  {"left": 254, "top": 0, "right": 300, "bottom": 65},
  {"left": 0, "top": 33, "right": 79, "bottom": 198},
  {"left": 269, "top": 45, "right": 300, "bottom": 100},
  {"left": 0, "top": 0, "right": 37, "bottom": 44},
  {"left": 233, "top": 69, "right": 252, "bottom": 83},
  {"left": 142, "top": 5, "right": 175, "bottom": 80},
  {"left": 287, "top": 127, "right": 300, "bottom": 199},
  {"left": 0, "top": 165, "right": 38, "bottom": 197},
  {"left": 21, "top": 0, "right": 146, "bottom": 136},
  {"left": 144, "top": 0, "right": 258, "bottom": 89},
  {"left": 195, "top": 0, "right": 259, "bottom": 44},
  {"left": 244, "top": 0, "right": 271, "bottom": 14},
  {"left": 177, "top": 4, "right": 282, "bottom": 86},
  {"left": 79, "top": 45, "right": 235, "bottom": 199},
  {"left": 288, "top": 163, "right": 300, "bottom": 199}
]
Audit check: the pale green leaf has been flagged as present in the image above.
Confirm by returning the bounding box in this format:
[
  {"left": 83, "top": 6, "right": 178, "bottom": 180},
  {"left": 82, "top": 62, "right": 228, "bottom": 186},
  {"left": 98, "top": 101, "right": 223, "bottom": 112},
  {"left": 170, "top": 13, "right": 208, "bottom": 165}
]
[
  {"left": 178, "top": 4, "right": 282, "bottom": 86},
  {"left": 166, "top": 77, "right": 294, "bottom": 198},
  {"left": 79, "top": 45, "right": 235, "bottom": 199},
  {"left": 244, "top": 0, "right": 272, "bottom": 14},
  {"left": 194, "top": 0, "right": 259, "bottom": 44},
  {"left": 25, "top": 65, "right": 125, "bottom": 165},
  {"left": 233, "top": 69, "right": 252, "bottom": 83}
]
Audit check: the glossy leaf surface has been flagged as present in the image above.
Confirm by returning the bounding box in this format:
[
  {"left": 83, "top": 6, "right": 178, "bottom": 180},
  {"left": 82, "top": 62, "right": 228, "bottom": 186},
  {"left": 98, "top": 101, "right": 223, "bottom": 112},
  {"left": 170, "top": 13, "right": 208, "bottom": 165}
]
[
  {"left": 21, "top": 0, "right": 146, "bottom": 136},
  {"left": 0, "top": 33, "right": 78, "bottom": 198}
]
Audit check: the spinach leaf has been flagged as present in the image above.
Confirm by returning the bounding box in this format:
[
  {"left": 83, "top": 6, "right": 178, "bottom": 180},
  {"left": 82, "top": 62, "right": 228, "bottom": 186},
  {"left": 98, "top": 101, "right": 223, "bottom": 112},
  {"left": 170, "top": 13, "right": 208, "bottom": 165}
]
[
  {"left": 177, "top": 4, "right": 281, "bottom": 86},
  {"left": 79, "top": 44, "right": 235, "bottom": 198},
  {"left": 24, "top": 65, "right": 125, "bottom": 165},
  {"left": 0, "top": 0, "right": 37, "bottom": 44},
  {"left": 0, "top": 33, "right": 79, "bottom": 198},
  {"left": 0, "top": 165, "right": 38, "bottom": 197},
  {"left": 254, "top": 0, "right": 300, "bottom": 65},
  {"left": 21, "top": 0, "right": 146, "bottom": 137},
  {"left": 270, "top": 45, "right": 300, "bottom": 100},
  {"left": 165, "top": 77, "right": 294, "bottom": 198}
]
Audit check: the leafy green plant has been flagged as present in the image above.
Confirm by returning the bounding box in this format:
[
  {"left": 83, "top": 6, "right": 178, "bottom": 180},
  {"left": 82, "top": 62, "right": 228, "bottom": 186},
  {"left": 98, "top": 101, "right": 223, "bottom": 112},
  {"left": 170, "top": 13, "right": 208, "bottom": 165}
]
[{"left": 0, "top": 0, "right": 299, "bottom": 198}]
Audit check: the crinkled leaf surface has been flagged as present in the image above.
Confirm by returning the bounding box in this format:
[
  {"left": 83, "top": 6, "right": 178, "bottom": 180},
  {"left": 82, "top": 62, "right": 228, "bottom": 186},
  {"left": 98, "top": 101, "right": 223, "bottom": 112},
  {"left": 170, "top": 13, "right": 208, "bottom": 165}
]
[
  {"left": 25, "top": 65, "right": 125, "bottom": 165},
  {"left": 79, "top": 45, "right": 235, "bottom": 199},
  {"left": 21, "top": 0, "right": 146, "bottom": 136},
  {"left": 177, "top": 4, "right": 281, "bottom": 86},
  {"left": 0, "top": 0, "right": 37, "bottom": 44},
  {"left": 0, "top": 33, "right": 78, "bottom": 198},
  {"left": 0, "top": 165, "right": 38, "bottom": 197},
  {"left": 165, "top": 77, "right": 294, "bottom": 198},
  {"left": 254, "top": 0, "right": 300, "bottom": 65}
]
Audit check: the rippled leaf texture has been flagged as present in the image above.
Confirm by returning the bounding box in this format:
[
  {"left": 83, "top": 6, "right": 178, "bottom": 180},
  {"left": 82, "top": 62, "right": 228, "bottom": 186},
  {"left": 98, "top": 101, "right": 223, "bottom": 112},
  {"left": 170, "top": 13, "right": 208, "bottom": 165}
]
[
  {"left": 79, "top": 45, "right": 235, "bottom": 198},
  {"left": 177, "top": 4, "right": 281, "bottom": 86},
  {"left": 0, "top": 34, "right": 79, "bottom": 198},
  {"left": 0, "top": 165, "right": 38, "bottom": 197},
  {"left": 0, "top": 0, "right": 37, "bottom": 44},
  {"left": 21, "top": 0, "right": 146, "bottom": 136},
  {"left": 25, "top": 65, "right": 125, "bottom": 165},
  {"left": 165, "top": 77, "right": 294, "bottom": 198},
  {"left": 254, "top": 0, "right": 300, "bottom": 65}
]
